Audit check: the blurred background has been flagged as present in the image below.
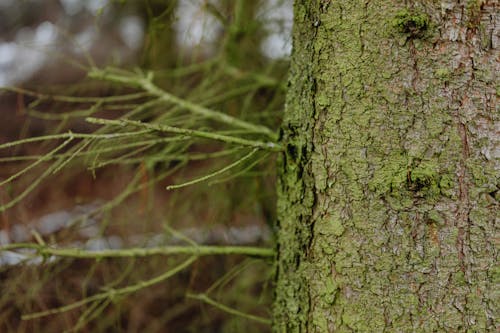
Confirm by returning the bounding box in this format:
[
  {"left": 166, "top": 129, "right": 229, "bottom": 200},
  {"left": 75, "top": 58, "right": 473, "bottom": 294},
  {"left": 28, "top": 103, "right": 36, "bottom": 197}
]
[{"left": 0, "top": 0, "right": 292, "bottom": 332}]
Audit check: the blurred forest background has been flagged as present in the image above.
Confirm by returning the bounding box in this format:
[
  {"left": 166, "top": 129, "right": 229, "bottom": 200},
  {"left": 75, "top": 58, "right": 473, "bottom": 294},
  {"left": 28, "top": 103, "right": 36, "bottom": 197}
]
[{"left": 0, "top": 0, "right": 292, "bottom": 332}]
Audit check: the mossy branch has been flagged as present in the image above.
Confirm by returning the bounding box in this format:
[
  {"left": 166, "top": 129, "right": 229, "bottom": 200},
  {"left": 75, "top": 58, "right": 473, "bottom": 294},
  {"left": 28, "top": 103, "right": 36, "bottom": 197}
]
[
  {"left": 1, "top": 243, "right": 275, "bottom": 259},
  {"left": 0, "top": 131, "right": 151, "bottom": 151},
  {"left": 3, "top": 86, "right": 149, "bottom": 103},
  {"left": 88, "top": 68, "right": 278, "bottom": 140},
  {"left": 86, "top": 117, "right": 282, "bottom": 151}
]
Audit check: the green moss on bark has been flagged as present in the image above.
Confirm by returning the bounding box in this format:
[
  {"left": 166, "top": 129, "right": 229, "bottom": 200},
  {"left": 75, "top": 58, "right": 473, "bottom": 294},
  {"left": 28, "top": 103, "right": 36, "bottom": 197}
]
[
  {"left": 274, "top": 0, "right": 498, "bottom": 332},
  {"left": 392, "top": 9, "right": 429, "bottom": 36}
]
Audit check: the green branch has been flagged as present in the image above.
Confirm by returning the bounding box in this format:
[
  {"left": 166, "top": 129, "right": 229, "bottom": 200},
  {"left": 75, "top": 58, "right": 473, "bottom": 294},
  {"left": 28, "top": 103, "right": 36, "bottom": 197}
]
[
  {"left": 166, "top": 148, "right": 258, "bottom": 190},
  {"left": 22, "top": 256, "right": 197, "bottom": 320},
  {"left": 1, "top": 243, "right": 275, "bottom": 259},
  {"left": 3, "top": 86, "right": 149, "bottom": 103},
  {"left": 187, "top": 293, "right": 271, "bottom": 325},
  {"left": 0, "top": 130, "right": 151, "bottom": 151},
  {"left": 88, "top": 68, "right": 278, "bottom": 140},
  {"left": 86, "top": 117, "right": 282, "bottom": 151},
  {"left": 0, "top": 137, "right": 72, "bottom": 186}
]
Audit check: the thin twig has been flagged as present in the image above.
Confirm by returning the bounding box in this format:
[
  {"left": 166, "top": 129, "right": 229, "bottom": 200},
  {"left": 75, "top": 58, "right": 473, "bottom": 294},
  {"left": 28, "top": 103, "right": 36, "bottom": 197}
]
[
  {"left": 187, "top": 293, "right": 271, "bottom": 325},
  {"left": 3, "top": 87, "right": 148, "bottom": 103},
  {"left": 0, "top": 137, "right": 72, "bottom": 186},
  {"left": 0, "top": 131, "right": 151, "bottom": 151},
  {"left": 22, "top": 256, "right": 198, "bottom": 320},
  {"left": 167, "top": 148, "right": 258, "bottom": 190}
]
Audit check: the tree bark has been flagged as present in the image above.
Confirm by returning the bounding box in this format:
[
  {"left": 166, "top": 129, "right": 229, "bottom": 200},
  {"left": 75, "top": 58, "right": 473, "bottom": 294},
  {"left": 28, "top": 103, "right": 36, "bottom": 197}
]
[{"left": 274, "top": 0, "right": 498, "bottom": 332}]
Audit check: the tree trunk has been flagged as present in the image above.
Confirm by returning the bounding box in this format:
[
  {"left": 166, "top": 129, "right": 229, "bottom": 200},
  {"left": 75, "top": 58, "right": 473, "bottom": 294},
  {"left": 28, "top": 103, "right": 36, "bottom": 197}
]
[{"left": 274, "top": 0, "right": 498, "bottom": 332}]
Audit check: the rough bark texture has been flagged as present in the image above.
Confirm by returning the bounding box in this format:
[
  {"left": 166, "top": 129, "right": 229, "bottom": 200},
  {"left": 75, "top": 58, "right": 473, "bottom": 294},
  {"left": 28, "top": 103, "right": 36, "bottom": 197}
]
[{"left": 274, "top": 0, "right": 498, "bottom": 332}]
